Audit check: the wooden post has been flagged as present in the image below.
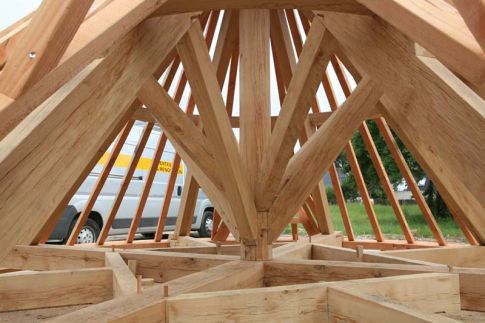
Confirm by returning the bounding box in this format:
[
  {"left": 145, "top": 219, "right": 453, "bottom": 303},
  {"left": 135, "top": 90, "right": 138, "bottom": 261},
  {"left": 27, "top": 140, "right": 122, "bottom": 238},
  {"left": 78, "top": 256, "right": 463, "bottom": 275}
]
[{"left": 241, "top": 212, "right": 272, "bottom": 260}]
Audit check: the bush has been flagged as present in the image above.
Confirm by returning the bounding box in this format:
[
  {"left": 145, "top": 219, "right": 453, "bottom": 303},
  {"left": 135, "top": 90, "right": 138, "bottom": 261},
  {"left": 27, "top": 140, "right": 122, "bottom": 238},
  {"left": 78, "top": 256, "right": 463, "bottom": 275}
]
[{"left": 326, "top": 186, "right": 337, "bottom": 204}]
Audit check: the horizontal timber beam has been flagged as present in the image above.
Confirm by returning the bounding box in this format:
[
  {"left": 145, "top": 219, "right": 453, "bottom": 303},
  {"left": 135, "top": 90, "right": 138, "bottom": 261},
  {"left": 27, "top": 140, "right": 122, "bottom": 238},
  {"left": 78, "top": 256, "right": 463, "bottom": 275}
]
[
  {"left": 0, "top": 267, "right": 113, "bottom": 312},
  {"left": 151, "top": 0, "right": 371, "bottom": 16}
]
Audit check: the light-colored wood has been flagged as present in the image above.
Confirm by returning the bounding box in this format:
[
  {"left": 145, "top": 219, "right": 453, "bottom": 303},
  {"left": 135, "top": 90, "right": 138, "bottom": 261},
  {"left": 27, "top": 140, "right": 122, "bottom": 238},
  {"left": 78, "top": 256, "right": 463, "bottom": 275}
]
[
  {"left": 105, "top": 252, "right": 138, "bottom": 297},
  {"left": 239, "top": 9, "right": 271, "bottom": 206},
  {"left": 0, "top": 14, "right": 194, "bottom": 263},
  {"left": 0, "top": 0, "right": 94, "bottom": 98},
  {"left": 259, "top": 18, "right": 334, "bottom": 210},
  {"left": 50, "top": 260, "right": 263, "bottom": 322},
  {"left": 327, "top": 286, "right": 459, "bottom": 323},
  {"left": 322, "top": 12, "right": 485, "bottom": 243},
  {"left": 334, "top": 273, "right": 461, "bottom": 314},
  {"left": 0, "top": 0, "right": 171, "bottom": 140},
  {"left": 271, "top": 78, "right": 383, "bottom": 240},
  {"left": 263, "top": 259, "right": 446, "bottom": 286},
  {"left": 177, "top": 22, "right": 258, "bottom": 244},
  {"left": 167, "top": 281, "right": 328, "bottom": 322},
  {"left": 311, "top": 244, "right": 442, "bottom": 266},
  {"left": 385, "top": 246, "right": 485, "bottom": 268},
  {"left": 355, "top": 0, "right": 485, "bottom": 98},
  {"left": 0, "top": 268, "right": 113, "bottom": 312}
]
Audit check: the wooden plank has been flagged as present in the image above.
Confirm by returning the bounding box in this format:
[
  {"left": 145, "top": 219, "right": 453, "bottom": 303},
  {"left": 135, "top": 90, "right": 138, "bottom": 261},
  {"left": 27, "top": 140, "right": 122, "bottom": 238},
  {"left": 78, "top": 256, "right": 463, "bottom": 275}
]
[
  {"left": 342, "top": 240, "right": 438, "bottom": 251},
  {"left": 151, "top": 0, "right": 371, "bottom": 16},
  {"left": 139, "top": 77, "right": 243, "bottom": 239},
  {"left": 311, "top": 244, "right": 443, "bottom": 266},
  {"left": 1, "top": 245, "right": 106, "bottom": 270},
  {"left": 239, "top": 9, "right": 271, "bottom": 202},
  {"left": 272, "top": 242, "right": 312, "bottom": 260},
  {"left": 453, "top": 0, "right": 485, "bottom": 50},
  {"left": 336, "top": 273, "right": 460, "bottom": 314},
  {"left": 98, "top": 123, "right": 154, "bottom": 244},
  {"left": 0, "top": 0, "right": 171, "bottom": 140},
  {"left": 263, "top": 259, "right": 446, "bottom": 286},
  {"left": 453, "top": 267, "right": 485, "bottom": 311},
  {"left": 0, "top": 268, "right": 113, "bottom": 312},
  {"left": 105, "top": 252, "right": 137, "bottom": 297},
  {"left": 385, "top": 246, "right": 485, "bottom": 268},
  {"left": 301, "top": 123, "right": 334, "bottom": 234},
  {"left": 155, "top": 12, "right": 219, "bottom": 242},
  {"left": 0, "top": 0, "right": 94, "bottom": 98},
  {"left": 322, "top": 12, "right": 485, "bottom": 243},
  {"left": 50, "top": 260, "right": 263, "bottom": 322},
  {"left": 327, "top": 286, "right": 459, "bottom": 322},
  {"left": 167, "top": 281, "right": 328, "bottom": 322},
  {"left": 259, "top": 18, "right": 334, "bottom": 210},
  {"left": 271, "top": 78, "right": 383, "bottom": 240},
  {"left": 177, "top": 22, "right": 258, "bottom": 244},
  {"left": 120, "top": 251, "right": 237, "bottom": 283},
  {"left": 294, "top": 11, "right": 382, "bottom": 242},
  {"left": 355, "top": 0, "right": 485, "bottom": 98}
]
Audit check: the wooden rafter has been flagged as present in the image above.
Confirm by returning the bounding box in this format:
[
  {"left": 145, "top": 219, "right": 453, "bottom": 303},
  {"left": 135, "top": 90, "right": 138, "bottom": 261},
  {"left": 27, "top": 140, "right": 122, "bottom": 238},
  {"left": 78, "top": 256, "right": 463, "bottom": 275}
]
[
  {"left": 271, "top": 78, "right": 383, "bottom": 240},
  {"left": 177, "top": 21, "right": 258, "bottom": 243},
  {"left": 321, "top": 12, "right": 485, "bottom": 243}
]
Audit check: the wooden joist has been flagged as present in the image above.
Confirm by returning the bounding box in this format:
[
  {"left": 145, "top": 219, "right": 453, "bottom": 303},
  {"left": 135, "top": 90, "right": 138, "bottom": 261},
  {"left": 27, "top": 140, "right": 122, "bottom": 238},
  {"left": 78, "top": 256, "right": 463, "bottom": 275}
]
[
  {"left": 0, "top": 267, "right": 113, "bottom": 312},
  {"left": 0, "top": 0, "right": 173, "bottom": 140}
]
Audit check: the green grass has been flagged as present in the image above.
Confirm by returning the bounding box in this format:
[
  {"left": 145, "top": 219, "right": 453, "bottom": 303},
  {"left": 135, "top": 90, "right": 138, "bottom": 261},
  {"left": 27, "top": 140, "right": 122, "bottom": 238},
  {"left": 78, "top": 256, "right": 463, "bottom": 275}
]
[{"left": 284, "top": 203, "right": 464, "bottom": 241}]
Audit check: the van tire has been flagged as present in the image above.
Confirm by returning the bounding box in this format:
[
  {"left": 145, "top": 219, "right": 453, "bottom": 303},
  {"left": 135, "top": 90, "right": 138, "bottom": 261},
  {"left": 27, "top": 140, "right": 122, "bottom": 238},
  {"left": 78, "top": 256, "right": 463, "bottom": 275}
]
[
  {"left": 198, "top": 210, "right": 213, "bottom": 238},
  {"left": 73, "top": 218, "right": 100, "bottom": 244}
]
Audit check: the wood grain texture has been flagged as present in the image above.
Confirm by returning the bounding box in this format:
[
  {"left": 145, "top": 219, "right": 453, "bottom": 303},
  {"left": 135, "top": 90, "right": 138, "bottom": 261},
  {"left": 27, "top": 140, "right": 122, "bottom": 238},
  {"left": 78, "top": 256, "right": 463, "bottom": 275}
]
[
  {"left": 0, "top": 268, "right": 113, "bottom": 312},
  {"left": 271, "top": 78, "right": 382, "bottom": 240},
  {"left": 322, "top": 12, "right": 485, "bottom": 243}
]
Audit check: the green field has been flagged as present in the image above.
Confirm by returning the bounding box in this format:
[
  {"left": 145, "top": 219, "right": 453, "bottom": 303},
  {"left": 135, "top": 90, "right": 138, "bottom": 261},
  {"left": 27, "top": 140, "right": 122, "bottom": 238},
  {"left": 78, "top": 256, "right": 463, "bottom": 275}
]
[{"left": 285, "top": 203, "right": 465, "bottom": 241}]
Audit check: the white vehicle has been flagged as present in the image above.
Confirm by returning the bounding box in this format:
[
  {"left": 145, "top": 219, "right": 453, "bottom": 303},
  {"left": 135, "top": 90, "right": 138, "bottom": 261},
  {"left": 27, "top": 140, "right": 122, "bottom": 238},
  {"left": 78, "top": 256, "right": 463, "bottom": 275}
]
[{"left": 49, "top": 122, "right": 214, "bottom": 244}]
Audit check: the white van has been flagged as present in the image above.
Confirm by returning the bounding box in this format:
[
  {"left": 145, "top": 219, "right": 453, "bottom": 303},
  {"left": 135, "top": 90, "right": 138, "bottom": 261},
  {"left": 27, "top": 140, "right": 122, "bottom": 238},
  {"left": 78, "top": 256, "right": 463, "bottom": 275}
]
[{"left": 49, "top": 122, "right": 214, "bottom": 244}]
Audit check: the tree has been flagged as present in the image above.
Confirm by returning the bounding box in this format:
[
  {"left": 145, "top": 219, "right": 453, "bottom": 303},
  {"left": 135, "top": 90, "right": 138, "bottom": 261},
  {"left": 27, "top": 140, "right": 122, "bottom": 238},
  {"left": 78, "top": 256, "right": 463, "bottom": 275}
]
[{"left": 333, "top": 120, "right": 450, "bottom": 217}]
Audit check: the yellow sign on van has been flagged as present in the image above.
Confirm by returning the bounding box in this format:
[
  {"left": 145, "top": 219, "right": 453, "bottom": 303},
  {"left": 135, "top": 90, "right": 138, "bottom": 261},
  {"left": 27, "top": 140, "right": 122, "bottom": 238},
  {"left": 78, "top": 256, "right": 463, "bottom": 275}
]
[{"left": 98, "top": 153, "right": 184, "bottom": 174}]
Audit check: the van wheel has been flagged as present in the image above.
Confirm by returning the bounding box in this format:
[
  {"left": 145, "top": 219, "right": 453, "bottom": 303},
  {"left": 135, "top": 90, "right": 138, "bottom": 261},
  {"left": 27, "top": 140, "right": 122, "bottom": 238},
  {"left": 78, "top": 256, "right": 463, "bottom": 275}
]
[
  {"left": 76, "top": 218, "right": 100, "bottom": 244},
  {"left": 198, "top": 210, "right": 213, "bottom": 238}
]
